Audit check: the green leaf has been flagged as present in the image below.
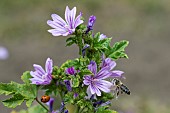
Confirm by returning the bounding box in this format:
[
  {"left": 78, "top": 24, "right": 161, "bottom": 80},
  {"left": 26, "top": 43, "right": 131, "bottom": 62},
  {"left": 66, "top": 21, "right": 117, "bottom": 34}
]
[
  {"left": 66, "top": 41, "right": 75, "bottom": 46},
  {"left": 66, "top": 36, "right": 76, "bottom": 46},
  {"left": 106, "top": 40, "right": 129, "bottom": 60},
  {"left": 60, "top": 59, "right": 83, "bottom": 70},
  {"left": 21, "top": 71, "right": 32, "bottom": 84},
  {"left": 13, "top": 105, "right": 47, "bottom": 113},
  {"left": 2, "top": 94, "right": 25, "bottom": 108},
  {"left": 66, "top": 37, "right": 74, "bottom": 42},
  {"left": 93, "top": 32, "right": 112, "bottom": 51},
  {"left": 26, "top": 98, "right": 34, "bottom": 107},
  {"left": 0, "top": 82, "right": 36, "bottom": 108},
  {"left": 20, "top": 71, "right": 37, "bottom": 98},
  {"left": 96, "top": 106, "right": 114, "bottom": 113},
  {"left": 99, "top": 38, "right": 112, "bottom": 49},
  {"left": 79, "top": 69, "right": 93, "bottom": 77},
  {"left": 21, "top": 84, "right": 37, "bottom": 98},
  {"left": 64, "top": 92, "right": 74, "bottom": 104},
  {"left": 111, "top": 110, "right": 118, "bottom": 113},
  {"left": 109, "top": 51, "right": 128, "bottom": 59},
  {"left": 71, "top": 76, "right": 80, "bottom": 88},
  {"left": 94, "top": 32, "right": 101, "bottom": 40},
  {"left": 60, "top": 60, "right": 73, "bottom": 68},
  {"left": 0, "top": 72, "right": 37, "bottom": 108},
  {"left": 0, "top": 82, "right": 20, "bottom": 95},
  {"left": 76, "top": 99, "right": 93, "bottom": 110},
  {"left": 112, "top": 40, "right": 129, "bottom": 53},
  {"left": 27, "top": 105, "right": 47, "bottom": 113}
]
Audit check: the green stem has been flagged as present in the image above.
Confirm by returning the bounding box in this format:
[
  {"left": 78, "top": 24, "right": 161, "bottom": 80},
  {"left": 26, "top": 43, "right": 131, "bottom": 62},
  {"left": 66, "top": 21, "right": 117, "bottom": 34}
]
[
  {"left": 79, "top": 44, "right": 82, "bottom": 56},
  {"left": 35, "top": 97, "right": 49, "bottom": 112},
  {"left": 79, "top": 107, "right": 85, "bottom": 113},
  {"left": 74, "top": 106, "right": 80, "bottom": 113}
]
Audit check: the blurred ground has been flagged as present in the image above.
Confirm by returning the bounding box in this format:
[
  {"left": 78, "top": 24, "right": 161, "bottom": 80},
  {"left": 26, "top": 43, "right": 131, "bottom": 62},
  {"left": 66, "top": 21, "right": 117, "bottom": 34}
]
[{"left": 0, "top": 0, "right": 170, "bottom": 113}]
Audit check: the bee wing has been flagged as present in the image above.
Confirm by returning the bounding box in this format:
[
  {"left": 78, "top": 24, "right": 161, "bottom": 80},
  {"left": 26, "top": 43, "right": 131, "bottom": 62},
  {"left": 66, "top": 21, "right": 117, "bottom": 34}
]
[{"left": 110, "top": 85, "right": 117, "bottom": 91}]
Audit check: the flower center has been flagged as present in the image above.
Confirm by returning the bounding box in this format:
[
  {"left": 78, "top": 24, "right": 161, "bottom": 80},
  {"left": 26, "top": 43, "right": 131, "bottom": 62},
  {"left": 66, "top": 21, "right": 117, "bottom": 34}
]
[
  {"left": 64, "top": 25, "right": 75, "bottom": 34},
  {"left": 42, "top": 75, "right": 47, "bottom": 80}
]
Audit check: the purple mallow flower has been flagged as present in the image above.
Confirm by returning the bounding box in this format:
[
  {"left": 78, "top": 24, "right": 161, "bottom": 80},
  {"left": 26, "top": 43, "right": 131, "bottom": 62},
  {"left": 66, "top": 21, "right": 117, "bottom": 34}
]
[
  {"left": 65, "top": 67, "right": 77, "bottom": 75},
  {"left": 86, "top": 15, "right": 96, "bottom": 33},
  {"left": 64, "top": 80, "right": 72, "bottom": 91},
  {"left": 30, "top": 58, "right": 53, "bottom": 85},
  {"left": 47, "top": 6, "right": 84, "bottom": 36},
  {"left": 101, "top": 58, "right": 124, "bottom": 78},
  {"left": 74, "top": 93, "right": 78, "bottom": 98},
  {"left": 83, "top": 61, "right": 112, "bottom": 96}
]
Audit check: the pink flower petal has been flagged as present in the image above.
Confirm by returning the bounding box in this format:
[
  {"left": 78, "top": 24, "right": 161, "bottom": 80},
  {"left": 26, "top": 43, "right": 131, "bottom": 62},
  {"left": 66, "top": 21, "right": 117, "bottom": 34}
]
[
  {"left": 51, "top": 14, "right": 67, "bottom": 26},
  {"left": 45, "top": 58, "right": 53, "bottom": 74},
  {"left": 74, "top": 12, "right": 83, "bottom": 28},
  {"left": 33, "top": 64, "right": 46, "bottom": 76}
]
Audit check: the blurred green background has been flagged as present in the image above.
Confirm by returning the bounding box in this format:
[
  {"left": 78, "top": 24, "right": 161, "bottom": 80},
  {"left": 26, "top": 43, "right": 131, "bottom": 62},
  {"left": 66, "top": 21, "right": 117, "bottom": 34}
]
[{"left": 0, "top": 0, "right": 170, "bottom": 113}]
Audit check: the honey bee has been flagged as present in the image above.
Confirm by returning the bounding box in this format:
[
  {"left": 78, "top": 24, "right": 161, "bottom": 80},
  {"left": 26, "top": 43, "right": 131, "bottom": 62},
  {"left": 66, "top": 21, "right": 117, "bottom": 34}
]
[{"left": 111, "top": 79, "right": 130, "bottom": 98}]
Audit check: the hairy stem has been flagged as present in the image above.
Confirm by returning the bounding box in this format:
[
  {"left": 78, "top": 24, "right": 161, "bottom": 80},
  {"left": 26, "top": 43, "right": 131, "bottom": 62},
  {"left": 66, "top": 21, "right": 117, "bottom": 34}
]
[{"left": 35, "top": 97, "right": 49, "bottom": 112}]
